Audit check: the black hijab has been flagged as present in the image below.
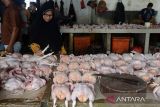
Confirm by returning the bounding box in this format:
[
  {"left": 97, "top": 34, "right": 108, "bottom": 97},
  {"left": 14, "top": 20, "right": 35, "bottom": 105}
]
[{"left": 30, "top": 1, "right": 62, "bottom": 53}]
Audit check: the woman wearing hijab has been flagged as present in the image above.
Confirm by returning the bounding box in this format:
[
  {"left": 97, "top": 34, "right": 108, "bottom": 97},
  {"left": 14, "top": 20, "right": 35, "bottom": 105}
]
[{"left": 30, "top": 1, "right": 62, "bottom": 54}]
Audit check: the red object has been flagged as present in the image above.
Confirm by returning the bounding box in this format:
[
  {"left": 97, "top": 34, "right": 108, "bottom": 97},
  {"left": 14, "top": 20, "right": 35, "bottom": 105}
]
[
  {"left": 80, "top": 0, "right": 86, "bottom": 9},
  {"left": 131, "top": 46, "right": 143, "bottom": 53}
]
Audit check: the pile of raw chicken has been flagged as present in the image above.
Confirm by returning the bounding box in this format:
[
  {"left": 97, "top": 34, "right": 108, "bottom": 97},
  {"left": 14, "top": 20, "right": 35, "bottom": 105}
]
[
  {"left": 53, "top": 52, "right": 160, "bottom": 107},
  {"left": 0, "top": 53, "right": 57, "bottom": 94},
  {"left": 61, "top": 24, "right": 145, "bottom": 29},
  {"left": 52, "top": 54, "right": 96, "bottom": 107}
]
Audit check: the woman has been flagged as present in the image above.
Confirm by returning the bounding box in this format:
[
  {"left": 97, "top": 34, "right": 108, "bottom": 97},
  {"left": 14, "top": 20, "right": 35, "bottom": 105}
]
[{"left": 30, "top": 1, "right": 62, "bottom": 54}]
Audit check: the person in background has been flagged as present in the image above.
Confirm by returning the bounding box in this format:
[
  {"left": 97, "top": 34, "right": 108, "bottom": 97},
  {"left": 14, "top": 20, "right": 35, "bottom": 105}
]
[
  {"left": 1, "top": 0, "right": 22, "bottom": 53},
  {"left": 30, "top": 1, "right": 62, "bottom": 55},
  {"left": 20, "top": 2, "right": 30, "bottom": 54},
  {"left": 28, "top": 2, "right": 37, "bottom": 25},
  {"left": 139, "top": 3, "right": 157, "bottom": 24}
]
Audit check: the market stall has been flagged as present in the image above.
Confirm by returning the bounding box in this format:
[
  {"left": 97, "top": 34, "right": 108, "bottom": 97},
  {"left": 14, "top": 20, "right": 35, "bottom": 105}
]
[{"left": 1, "top": 52, "right": 160, "bottom": 107}]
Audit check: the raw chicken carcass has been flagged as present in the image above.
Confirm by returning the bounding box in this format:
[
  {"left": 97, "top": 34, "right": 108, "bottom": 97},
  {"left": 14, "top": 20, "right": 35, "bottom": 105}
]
[
  {"left": 153, "top": 52, "right": 160, "bottom": 60},
  {"left": 68, "top": 62, "right": 79, "bottom": 70},
  {"left": 114, "top": 60, "right": 126, "bottom": 67},
  {"left": 0, "top": 61, "right": 8, "bottom": 69},
  {"left": 144, "top": 54, "right": 155, "bottom": 60},
  {"left": 122, "top": 53, "right": 132, "bottom": 62},
  {"left": 103, "top": 58, "right": 113, "bottom": 67},
  {"left": 25, "top": 76, "right": 46, "bottom": 90},
  {"left": 146, "top": 67, "right": 159, "bottom": 76},
  {"left": 149, "top": 60, "right": 160, "bottom": 67},
  {"left": 117, "top": 65, "right": 133, "bottom": 74},
  {"left": 132, "top": 60, "right": 146, "bottom": 70},
  {"left": 133, "top": 54, "right": 145, "bottom": 61},
  {"left": 134, "top": 71, "right": 153, "bottom": 82},
  {"left": 38, "top": 65, "right": 53, "bottom": 79},
  {"left": 53, "top": 72, "right": 68, "bottom": 84},
  {"left": 69, "top": 71, "right": 82, "bottom": 83},
  {"left": 97, "top": 66, "right": 116, "bottom": 74},
  {"left": 91, "top": 59, "right": 102, "bottom": 69},
  {"left": 21, "top": 61, "right": 37, "bottom": 69},
  {"left": 60, "top": 55, "right": 70, "bottom": 64},
  {"left": 0, "top": 70, "right": 9, "bottom": 81},
  {"left": 57, "top": 63, "right": 68, "bottom": 71},
  {"left": 82, "top": 73, "right": 96, "bottom": 84},
  {"left": 79, "top": 62, "right": 91, "bottom": 70},
  {"left": 109, "top": 53, "right": 121, "bottom": 61},
  {"left": 71, "top": 83, "right": 95, "bottom": 107},
  {"left": 4, "top": 78, "right": 24, "bottom": 92},
  {"left": 6, "top": 60, "right": 20, "bottom": 68},
  {"left": 22, "top": 54, "right": 33, "bottom": 59},
  {"left": 51, "top": 84, "right": 71, "bottom": 107},
  {"left": 11, "top": 53, "right": 22, "bottom": 59}
]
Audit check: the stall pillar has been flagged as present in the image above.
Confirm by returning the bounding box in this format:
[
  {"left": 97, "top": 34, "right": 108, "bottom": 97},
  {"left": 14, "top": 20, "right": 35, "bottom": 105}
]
[
  {"left": 69, "top": 33, "right": 74, "bottom": 54},
  {"left": 144, "top": 33, "right": 150, "bottom": 54}
]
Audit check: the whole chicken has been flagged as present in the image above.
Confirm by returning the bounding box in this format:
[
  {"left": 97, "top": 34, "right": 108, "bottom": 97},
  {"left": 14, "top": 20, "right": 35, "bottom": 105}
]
[
  {"left": 0, "top": 61, "right": 8, "bottom": 69},
  {"left": 153, "top": 52, "right": 160, "bottom": 60},
  {"left": 117, "top": 65, "right": 133, "bottom": 74},
  {"left": 11, "top": 53, "right": 22, "bottom": 59},
  {"left": 60, "top": 55, "right": 70, "bottom": 64},
  {"left": 79, "top": 62, "right": 91, "bottom": 70},
  {"left": 38, "top": 65, "right": 53, "bottom": 79},
  {"left": 57, "top": 63, "right": 68, "bottom": 72},
  {"left": 69, "top": 71, "right": 82, "bottom": 83},
  {"left": 25, "top": 76, "right": 46, "bottom": 90},
  {"left": 68, "top": 62, "right": 79, "bottom": 70},
  {"left": 82, "top": 73, "right": 96, "bottom": 84},
  {"left": 6, "top": 60, "right": 20, "bottom": 68},
  {"left": 149, "top": 60, "right": 160, "bottom": 67},
  {"left": 0, "top": 70, "right": 9, "bottom": 80},
  {"left": 51, "top": 84, "right": 71, "bottom": 107},
  {"left": 71, "top": 83, "right": 95, "bottom": 107},
  {"left": 53, "top": 72, "right": 68, "bottom": 84},
  {"left": 21, "top": 61, "right": 36, "bottom": 69},
  {"left": 97, "top": 66, "right": 116, "bottom": 74},
  {"left": 103, "top": 58, "right": 113, "bottom": 67},
  {"left": 4, "top": 78, "right": 24, "bottom": 93},
  {"left": 114, "top": 60, "right": 126, "bottom": 67},
  {"left": 109, "top": 53, "right": 121, "bottom": 61},
  {"left": 122, "top": 53, "right": 132, "bottom": 62},
  {"left": 133, "top": 53, "right": 145, "bottom": 61},
  {"left": 132, "top": 60, "right": 146, "bottom": 70}
]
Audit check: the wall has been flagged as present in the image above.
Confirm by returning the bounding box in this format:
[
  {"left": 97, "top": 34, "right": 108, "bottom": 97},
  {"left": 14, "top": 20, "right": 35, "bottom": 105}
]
[{"left": 40, "top": 0, "right": 160, "bottom": 24}]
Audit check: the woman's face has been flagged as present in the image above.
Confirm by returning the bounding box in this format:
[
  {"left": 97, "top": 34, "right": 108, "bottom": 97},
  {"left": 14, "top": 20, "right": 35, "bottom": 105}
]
[{"left": 43, "top": 10, "right": 53, "bottom": 22}]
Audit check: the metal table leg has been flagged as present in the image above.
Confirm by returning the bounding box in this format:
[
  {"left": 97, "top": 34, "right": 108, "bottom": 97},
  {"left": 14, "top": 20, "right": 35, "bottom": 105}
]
[
  {"left": 69, "top": 33, "right": 74, "bottom": 54},
  {"left": 107, "top": 33, "right": 111, "bottom": 54},
  {"left": 144, "top": 33, "right": 150, "bottom": 54}
]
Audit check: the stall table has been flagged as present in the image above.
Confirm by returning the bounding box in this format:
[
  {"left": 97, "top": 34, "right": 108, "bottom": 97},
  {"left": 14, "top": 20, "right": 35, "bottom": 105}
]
[
  {"left": 0, "top": 80, "right": 52, "bottom": 107},
  {"left": 60, "top": 27, "right": 160, "bottom": 54}
]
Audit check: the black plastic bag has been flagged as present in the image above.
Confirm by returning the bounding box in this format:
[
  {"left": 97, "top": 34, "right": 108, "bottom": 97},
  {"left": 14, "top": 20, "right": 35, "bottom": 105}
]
[
  {"left": 60, "top": 0, "right": 64, "bottom": 16},
  {"left": 68, "top": 0, "right": 77, "bottom": 23}
]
